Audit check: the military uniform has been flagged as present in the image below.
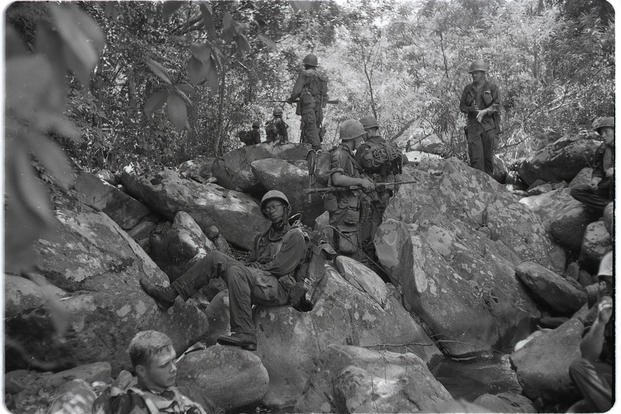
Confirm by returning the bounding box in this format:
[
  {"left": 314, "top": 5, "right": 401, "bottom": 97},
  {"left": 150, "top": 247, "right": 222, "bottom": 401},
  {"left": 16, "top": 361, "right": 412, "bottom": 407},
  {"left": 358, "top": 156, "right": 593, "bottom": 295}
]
[
  {"left": 355, "top": 134, "right": 403, "bottom": 255},
  {"left": 96, "top": 385, "right": 207, "bottom": 414},
  {"left": 459, "top": 74, "right": 501, "bottom": 175},
  {"left": 325, "top": 144, "right": 365, "bottom": 256},
  {"left": 288, "top": 57, "right": 328, "bottom": 150},
  {"left": 240, "top": 128, "right": 260, "bottom": 146},
  {"left": 570, "top": 139, "right": 614, "bottom": 215},
  {"left": 169, "top": 225, "right": 306, "bottom": 341}
]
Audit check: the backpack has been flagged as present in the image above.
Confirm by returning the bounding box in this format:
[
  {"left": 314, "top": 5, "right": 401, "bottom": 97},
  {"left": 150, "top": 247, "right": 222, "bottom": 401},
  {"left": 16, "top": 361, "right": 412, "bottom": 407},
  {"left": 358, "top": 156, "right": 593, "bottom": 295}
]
[
  {"left": 305, "top": 70, "right": 328, "bottom": 108},
  {"left": 356, "top": 139, "right": 403, "bottom": 176}
]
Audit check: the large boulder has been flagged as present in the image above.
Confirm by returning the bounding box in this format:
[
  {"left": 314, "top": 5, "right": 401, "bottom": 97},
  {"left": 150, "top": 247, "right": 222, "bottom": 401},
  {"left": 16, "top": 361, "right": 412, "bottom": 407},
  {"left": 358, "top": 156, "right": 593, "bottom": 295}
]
[
  {"left": 519, "top": 188, "right": 590, "bottom": 252},
  {"left": 318, "top": 345, "right": 453, "bottom": 413},
  {"left": 568, "top": 167, "right": 593, "bottom": 189},
  {"left": 254, "top": 263, "right": 441, "bottom": 408},
  {"left": 581, "top": 220, "right": 612, "bottom": 265},
  {"left": 375, "top": 158, "right": 557, "bottom": 357},
  {"left": 516, "top": 136, "right": 602, "bottom": 186},
  {"left": 335, "top": 256, "right": 388, "bottom": 307},
  {"left": 149, "top": 211, "right": 216, "bottom": 280},
  {"left": 176, "top": 345, "right": 269, "bottom": 411},
  {"left": 510, "top": 308, "right": 586, "bottom": 404},
  {"left": 515, "top": 262, "right": 587, "bottom": 315},
  {"left": 211, "top": 142, "right": 311, "bottom": 193},
  {"left": 250, "top": 158, "right": 324, "bottom": 225},
  {"left": 178, "top": 156, "right": 216, "bottom": 183},
  {"left": 5, "top": 188, "right": 211, "bottom": 372},
  {"left": 120, "top": 169, "right": 268, "bottom": 250},
  {"left": 74, "top": 172, "right": 150, "bottom": 230},
  {"left": 602, "top": 202, "right": 613, "bottom": 234}
]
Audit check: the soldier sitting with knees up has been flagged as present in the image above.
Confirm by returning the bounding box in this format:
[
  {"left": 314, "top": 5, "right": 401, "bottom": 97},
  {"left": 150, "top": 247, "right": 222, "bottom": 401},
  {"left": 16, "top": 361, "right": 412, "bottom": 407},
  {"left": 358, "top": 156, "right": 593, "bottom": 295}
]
[{"left": 139, "top": 191, "right": 311, "bottom": 351}]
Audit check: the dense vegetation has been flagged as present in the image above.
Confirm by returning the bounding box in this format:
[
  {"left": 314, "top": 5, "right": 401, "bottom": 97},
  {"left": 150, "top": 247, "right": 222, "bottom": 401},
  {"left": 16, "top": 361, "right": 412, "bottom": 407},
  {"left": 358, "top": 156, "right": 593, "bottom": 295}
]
[{"left": 4, "top": 0, "right": 614, "bottom": 271}]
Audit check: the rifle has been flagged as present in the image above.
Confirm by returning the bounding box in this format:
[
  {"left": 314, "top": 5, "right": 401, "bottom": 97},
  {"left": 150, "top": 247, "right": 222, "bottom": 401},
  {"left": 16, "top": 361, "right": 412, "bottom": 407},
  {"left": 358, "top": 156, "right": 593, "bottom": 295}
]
[
  {"left": 267, "top": 99, "right": 341, "bottom": 105},
  {"left": 304, "top": 179, "right": 419, "bottom": 194}
]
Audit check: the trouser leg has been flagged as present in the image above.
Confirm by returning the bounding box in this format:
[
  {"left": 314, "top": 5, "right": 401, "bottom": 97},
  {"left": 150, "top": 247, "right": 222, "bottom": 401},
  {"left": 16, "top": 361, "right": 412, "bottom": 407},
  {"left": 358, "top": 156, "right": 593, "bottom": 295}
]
[
  {"left": 482, "top": 129, "right": 496, "bottom": 176},
  {"left": 171, "top": 250, "right": 239, "bottom": 300},
  {"left": 224, "top": 265, "right": 289, "bottom": 335},
  {"left": 571, "top": 185, "right": 610, "bottom": 216},
  {"left": 568, "top": 358, "right": 613, "bottom": 412},
  {"left": 466, "top": 127, "right": 485, "bottom": 172},
  {"left": 301, "top": 109, "right": 320, "bottom": 149}
]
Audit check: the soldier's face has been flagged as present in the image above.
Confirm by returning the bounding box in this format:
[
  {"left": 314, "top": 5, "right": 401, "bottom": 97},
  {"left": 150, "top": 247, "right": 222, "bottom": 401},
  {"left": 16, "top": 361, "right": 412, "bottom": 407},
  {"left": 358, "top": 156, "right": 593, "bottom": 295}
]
[
  {"left": 600, "top": 127, "right": 614, "bottom": 145},
  {"left": 137, "top": 345, "right": 177, "bottom": 392},
  {"left": 471, "top": 71, "right": 485, "bottom": 83},
  {"left": 263, "top": 200, "right": 285, "bottom": 223}
]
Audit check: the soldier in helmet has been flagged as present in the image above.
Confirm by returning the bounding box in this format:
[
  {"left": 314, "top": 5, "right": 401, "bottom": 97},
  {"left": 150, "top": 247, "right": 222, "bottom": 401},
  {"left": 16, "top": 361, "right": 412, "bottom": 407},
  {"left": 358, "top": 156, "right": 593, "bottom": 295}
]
[
  {"left": 570, "top": 116, "right": 614, "bottom": 217},
  {"left": 287, "top": 53, "right": 329, "bottom": 150},
  {"left": 356, "top": 116, "right": 403, "bottom": 259},
  {"left": 239, "top": 121, "right": 261, "bottom": 146},
  {"left": 265, "top": 107, "right": 289, "bottom": 145},
  {"left": 139, "top": 190, "right": 307, "bottom": 351},
  {"left": 459, "top": 60, "right": 501, "bottom": 176},
  {"left": 325, "top": 119, "right": 375, "bottom": 257}
]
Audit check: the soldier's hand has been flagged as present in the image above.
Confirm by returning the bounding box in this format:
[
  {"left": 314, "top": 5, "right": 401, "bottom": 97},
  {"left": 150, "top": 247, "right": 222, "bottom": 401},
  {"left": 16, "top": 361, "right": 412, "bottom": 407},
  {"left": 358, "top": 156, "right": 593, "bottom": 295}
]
[
  {"left": 476, "top": 108, "right": 488, "bottom": 123},
  {"left": 597, "top": 296, "right": 613, "bottom": 324},
  {"left": 359, "top": 178, "right": 375, "bottom": 191}
]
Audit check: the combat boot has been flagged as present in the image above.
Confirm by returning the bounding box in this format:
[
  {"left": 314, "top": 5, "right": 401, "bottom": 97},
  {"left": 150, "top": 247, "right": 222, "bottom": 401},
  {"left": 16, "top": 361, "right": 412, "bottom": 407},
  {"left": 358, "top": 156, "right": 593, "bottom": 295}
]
[
  {"left": 217, "top": 332, "right": 257, "bottom": 351},
  {"left": 139, "top": 278, "right": 178, "bottom": 311}
]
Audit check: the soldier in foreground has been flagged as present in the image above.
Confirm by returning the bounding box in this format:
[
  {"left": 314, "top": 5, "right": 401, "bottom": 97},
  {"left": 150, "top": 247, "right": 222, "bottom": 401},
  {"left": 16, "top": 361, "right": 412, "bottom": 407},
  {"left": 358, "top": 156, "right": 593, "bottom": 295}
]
[
  {"left": 570, "top": 116, "right": 614, "bottom": 217},
  {"left": 325, "top": 119, "right": 374, "bottom": 257},
  {"left": 287, "top": 53, "right": 328, "bottom": 150},
  {"left": 356, "top": 116, "right": 403, "bottom": 259},
  {"left": 94, "top": 331, "right": 207, "bottom": 414},
  {"left": 459, "top": 60, "right": 501, "bottom": 176},
  {"left": 139, "top": 191, "right": 308, "bottom": 351},
  {"left": 265, "top": 106, "right": 289, "bottom": 144}
]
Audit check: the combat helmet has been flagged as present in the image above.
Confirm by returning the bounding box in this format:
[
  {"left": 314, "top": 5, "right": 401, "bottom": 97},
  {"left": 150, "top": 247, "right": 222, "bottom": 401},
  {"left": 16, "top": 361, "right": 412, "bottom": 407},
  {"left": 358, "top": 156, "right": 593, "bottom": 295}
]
[
  {"left": 273, "top": 107, "right": 283, "bottom": 117},
  {"left": 339, "top": 119, "right": 366, "bottom": 141},
  {"left": 303, "top": 53, "right": 318, "bottom": 67},
  {"left": 592, "top": 116, "right": 614, "bottom": 132},
  {"left": 468, "top": 60, "right": 488, "bottom": 73},
  {"left": 260, "top": 190, "right": 290, "bottom": 217},
  {"left": 359, "top": 116, "right": 379, "bottom": 130}
]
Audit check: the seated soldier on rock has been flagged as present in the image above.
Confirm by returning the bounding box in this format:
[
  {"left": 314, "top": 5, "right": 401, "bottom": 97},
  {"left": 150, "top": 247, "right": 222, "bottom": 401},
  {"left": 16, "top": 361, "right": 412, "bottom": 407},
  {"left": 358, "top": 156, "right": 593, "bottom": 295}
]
[
  {"left": 238, "top": 121, "right": 261, "bottom": 146},
  {"left": 567, "top": 252, "right": 614, "bottom": 413},
  {"left": 94, "top": 330, "right": 207, "bottom": 414},
  {"left": 570, "top": 116, "right": 614, "bottom": 217},
  {"left": 139, "top": 190, "right": 309, "bottom": 351}
]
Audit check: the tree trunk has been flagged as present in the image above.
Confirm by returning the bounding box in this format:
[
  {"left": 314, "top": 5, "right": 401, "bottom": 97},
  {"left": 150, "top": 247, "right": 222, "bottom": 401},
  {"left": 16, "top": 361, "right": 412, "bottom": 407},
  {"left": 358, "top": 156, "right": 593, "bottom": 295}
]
[{"left": 214, "top": 69, "right": 227, "bottom": 156}]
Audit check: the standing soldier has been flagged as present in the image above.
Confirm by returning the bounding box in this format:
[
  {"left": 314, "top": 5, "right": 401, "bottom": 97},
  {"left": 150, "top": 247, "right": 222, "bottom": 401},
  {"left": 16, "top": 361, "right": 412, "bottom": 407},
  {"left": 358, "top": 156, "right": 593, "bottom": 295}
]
[
  {"left": 265, "top": 107, "right": 289, "bottom": 145},
  {"left": 287, "top": 53, "right": 329, "bottom": 150},
  {"left": 459, "top": 60, "right": 501, "bottom": 176},
  {"left": 356, "top": 116, "right": 403, "bottom": 259},
  {"left": 325, "top": 119, "right": 374, "bottom": 257}
]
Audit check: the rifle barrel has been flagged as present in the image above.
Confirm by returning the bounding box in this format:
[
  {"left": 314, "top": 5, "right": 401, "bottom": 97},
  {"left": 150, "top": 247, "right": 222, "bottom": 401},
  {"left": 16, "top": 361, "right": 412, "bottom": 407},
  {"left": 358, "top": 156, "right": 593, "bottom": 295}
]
[{"left": 304, "top": 179, "right": 418, "bottom": 194}]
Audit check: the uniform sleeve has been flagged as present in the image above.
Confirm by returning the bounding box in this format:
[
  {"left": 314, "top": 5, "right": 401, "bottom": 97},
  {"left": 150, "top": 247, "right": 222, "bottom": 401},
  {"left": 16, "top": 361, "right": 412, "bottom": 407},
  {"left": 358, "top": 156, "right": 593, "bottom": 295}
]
[
  {"left": 260, "top": 230, "right": 306, "bottom": 277},
  {"left": 593, "top": 144, "right": 606, "bottom": 178},
  {"left": 329, "top": 149, "right": 348, "bottom": 177},
  {"left": 246, "top": 234, "right": 261, "bottom": 263},
  {"left": 459, "top": 85, "right": 476, "bottom": 115},
  {"left": 108, "top": 393, "right": 148, "bottom": 414},
  {"left": 289, "top": 72, "right": 306, "bottom": 101},
  {"left": 488, "top": 83, "right": 501, "bottom": 113}
]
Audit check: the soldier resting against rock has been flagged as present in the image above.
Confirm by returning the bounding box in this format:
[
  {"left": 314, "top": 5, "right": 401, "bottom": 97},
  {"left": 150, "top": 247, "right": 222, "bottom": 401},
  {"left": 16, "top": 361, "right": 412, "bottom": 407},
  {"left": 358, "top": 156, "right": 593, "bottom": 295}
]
[
  {"left": 93, "top": 330, "right": 207, "bottom": 414},
  {"left": 140, "top": 190, "right": 310, "bottom": 351}
]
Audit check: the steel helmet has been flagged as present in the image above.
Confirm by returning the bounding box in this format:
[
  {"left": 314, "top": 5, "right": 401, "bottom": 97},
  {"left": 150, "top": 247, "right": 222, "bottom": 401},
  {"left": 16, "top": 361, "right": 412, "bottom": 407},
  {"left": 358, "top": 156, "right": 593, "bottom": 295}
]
[
  {"left": 252, "top": 121, "right": 260, "bottom": 128},
  {"left": 303, "top": 53, "right": 318, "bottom": 67},
  {"left": 339, "top": 119, "right": 366, "bottom": 141},
  {"left": 597, "top": 251, "right": 613, "bottom": 278},
  {"left": 359, "top": 116, "right": 379, "bottom": 130},
  {"left": 260, "top": 190, "right": 290, "bottom": 216},
  {"left": 592, "top": 116, "right": 614, "bottom": 132},
  {"left": 273, "top": 107, "right": 283, "bottom": 116},
  {"left": 468, "top": 60, "right": 488, "bottom": 73}
]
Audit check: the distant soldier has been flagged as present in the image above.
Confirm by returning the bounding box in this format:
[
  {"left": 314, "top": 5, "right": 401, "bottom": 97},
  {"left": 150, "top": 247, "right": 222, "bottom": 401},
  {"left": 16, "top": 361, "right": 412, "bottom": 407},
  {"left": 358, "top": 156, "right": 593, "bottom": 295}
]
[
  {"left": 356, "top": 116, "right": 404, "bottom": 258},
  {"left": 459, "top": 60, "right": 501, "bottom": 176},
  {"left": 265, "top": 107, "right": 289, "bottom": 145},
  {"left": 570, "top": 116, "right": 614, "bottom": 217},
  {"left": 325, "top": 119, "right": 374, "bottom": 257},
  {"left": 287, "top": 53, "right": 329, "bottom": 150},
  {"left": 239, "top": 121, "right": 261, "bottom": 146}
]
